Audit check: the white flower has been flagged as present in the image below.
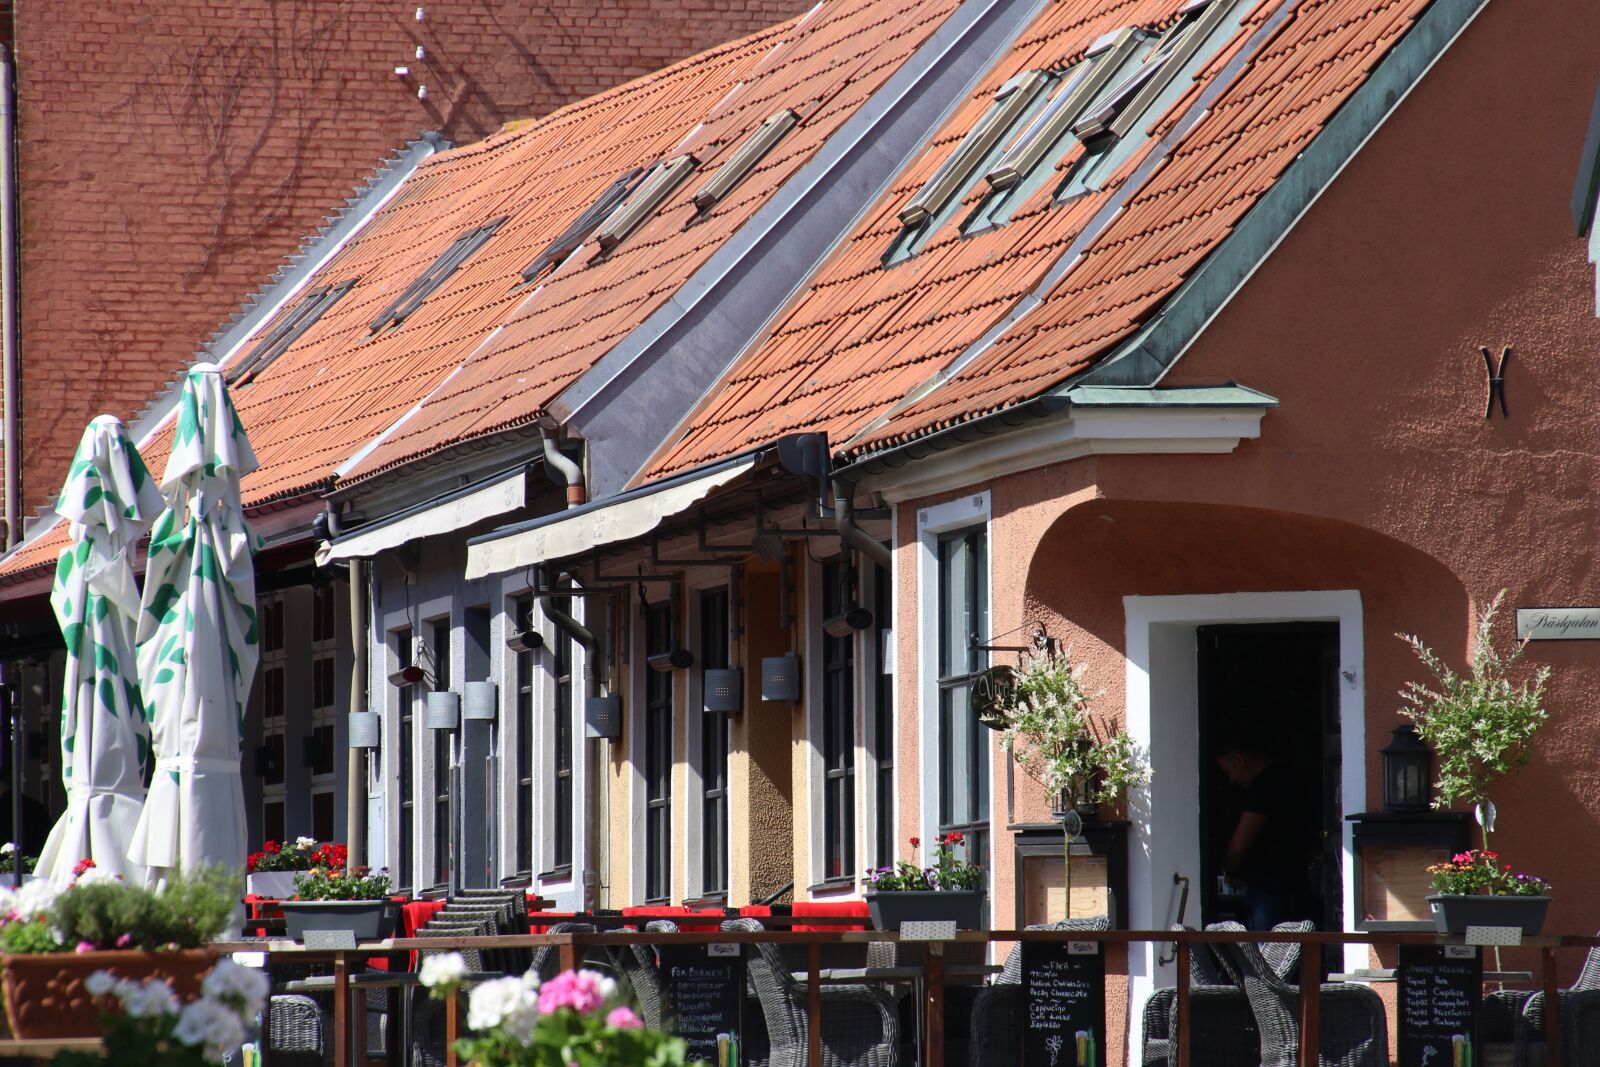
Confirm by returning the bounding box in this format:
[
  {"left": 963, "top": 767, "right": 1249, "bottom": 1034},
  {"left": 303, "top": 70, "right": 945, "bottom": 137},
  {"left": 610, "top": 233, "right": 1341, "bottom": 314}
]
[
  {"left": 73, "top": 867, "right": 120, "bottom": 887},
  {"left": 294, "top": 836, "right": 316, "bottom": 850},
  {"left": 174, "top": 997, "right": 245, "bottom": 1058},
  {"left": 419, "top": 952, "right": 468, "bottom": 989},
  {"left": 467, "top": 975, "right": 540, "bottom": 1040},
  {"left": 201, "top": 959, "right": 269, "bottom": 1015},
  {"left": 120, "top": 978, "right": 181, "bottom": 1018},
  {"left": 1, "top": 841, "right": 16, "bottom": 854},
  {"left": 8, "top": 879, "right": 60, "bottom": 919},
  {"left": 83, "top": 970, "right": 115, "bottom": 997},
  {"left": 519, "top": 967, "right": 541, "bottom": 990}
]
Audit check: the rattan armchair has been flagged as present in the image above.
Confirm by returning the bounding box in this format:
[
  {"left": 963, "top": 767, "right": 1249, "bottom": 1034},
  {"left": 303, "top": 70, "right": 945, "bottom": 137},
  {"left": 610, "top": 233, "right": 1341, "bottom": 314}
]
[
  {"left": 722, "top": 917, "right": 900, "bottom": 1067},
  {"left": 1139, "top": 925, "right": 1260, "bottom": 1067},
  {"left": 1506, "top": 938, "right": 1600, "bottom": 1066},
  {"left": 968, "top": 917, "right": 1111, "bottom": 1064},
  {"left": 1216, "top": 937, "right": 1387, "bottom": 1067}
]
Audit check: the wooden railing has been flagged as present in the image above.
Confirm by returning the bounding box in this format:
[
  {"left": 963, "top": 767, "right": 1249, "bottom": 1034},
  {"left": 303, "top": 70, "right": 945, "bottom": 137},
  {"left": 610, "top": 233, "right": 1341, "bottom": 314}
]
[{"left": 215, "top": 927, "right": 1598, "bottom": 1067}]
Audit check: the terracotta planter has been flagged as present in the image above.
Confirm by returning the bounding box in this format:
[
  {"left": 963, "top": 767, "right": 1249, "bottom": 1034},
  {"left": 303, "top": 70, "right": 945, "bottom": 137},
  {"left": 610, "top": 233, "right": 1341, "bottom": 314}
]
[
  {"left": 1428, "top": 893, "right": 1551, "bottom": 935},
  {"left": 1, "top": 949, "right": 214, "bottom": 1039},
  {"left": 866, "top": 890, "right": 988, "bottom": 932}
]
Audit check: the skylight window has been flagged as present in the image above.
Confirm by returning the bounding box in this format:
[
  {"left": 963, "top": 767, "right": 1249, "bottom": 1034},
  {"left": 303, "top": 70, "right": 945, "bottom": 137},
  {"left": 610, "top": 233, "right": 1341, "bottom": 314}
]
[
  {"left": 884, "top": 70, "right": 1051, "bottom": 263},
  {"left": 690, "top": 109, "right": 799, "bottom": 218},
  {"left": 589, "top": 154, "right": 699, "bottom": 260},
  {"left": 1058, "top": 0, "right": 1246, "bottom": 202},
  {"left": 522, "top": 169, "right": 645, "bottom": 283},
  {"left": 228, "top": 278, "right": 355, "bottom": 386},
  {"left": 369, "top": 217, "right": 506, "bottom": 334}
]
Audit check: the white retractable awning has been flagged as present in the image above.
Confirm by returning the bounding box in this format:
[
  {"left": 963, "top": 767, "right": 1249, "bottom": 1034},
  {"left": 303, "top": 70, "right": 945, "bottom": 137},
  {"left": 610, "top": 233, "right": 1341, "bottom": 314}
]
[
  {"left": 464, "top": 455, "right": 757, "bottom": 580},
  {"left": 318, "top": 466, "right": 528, "bottom": 564}
]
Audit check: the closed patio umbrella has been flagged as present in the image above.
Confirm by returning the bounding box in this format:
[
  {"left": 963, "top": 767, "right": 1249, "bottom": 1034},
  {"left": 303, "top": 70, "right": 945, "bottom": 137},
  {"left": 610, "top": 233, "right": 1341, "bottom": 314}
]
[
  {"left": 128, "top": 363, "right": 260, "bottom": 884},
  {"left": 34, "top": 415, "right": 164, "bottom": 883}
]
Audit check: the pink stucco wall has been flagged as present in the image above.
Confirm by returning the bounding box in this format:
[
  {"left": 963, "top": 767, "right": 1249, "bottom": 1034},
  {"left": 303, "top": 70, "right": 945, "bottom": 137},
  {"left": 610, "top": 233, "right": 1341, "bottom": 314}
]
[{"left": 893, "top": 0, "right": 1600, "bottom": 1053}]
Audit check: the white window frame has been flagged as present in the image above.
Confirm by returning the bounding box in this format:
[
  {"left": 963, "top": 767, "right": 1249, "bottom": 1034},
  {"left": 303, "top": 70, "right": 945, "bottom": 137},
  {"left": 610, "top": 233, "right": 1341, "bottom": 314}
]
[{"left": 915, "top": 492, "right": 993, "bottom": 887}]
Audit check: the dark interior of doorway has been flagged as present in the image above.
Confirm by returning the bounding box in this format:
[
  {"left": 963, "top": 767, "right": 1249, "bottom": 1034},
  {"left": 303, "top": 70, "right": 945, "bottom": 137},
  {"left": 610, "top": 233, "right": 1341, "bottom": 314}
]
[{"left": 1198, "top": 622, "right": 1341, "bottom": 961}]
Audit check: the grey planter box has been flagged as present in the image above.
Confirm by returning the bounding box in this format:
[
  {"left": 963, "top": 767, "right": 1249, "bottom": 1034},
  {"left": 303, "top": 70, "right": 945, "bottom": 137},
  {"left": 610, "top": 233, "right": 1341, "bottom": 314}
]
[
  {"left": 866, "top": 890, "right": 987, "bottom": 933},
  {"left": 278, "top": 899, "right": 401, "bottom": 942},
  {"left": 1427, "top": 893, "right": 1551, "bottom": 935}
]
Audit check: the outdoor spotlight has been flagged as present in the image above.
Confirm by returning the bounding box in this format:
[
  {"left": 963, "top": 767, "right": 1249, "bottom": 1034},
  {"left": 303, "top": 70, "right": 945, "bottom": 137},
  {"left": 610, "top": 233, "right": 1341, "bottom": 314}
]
[
  {"left": 389, "top": 663, "right": 427, "bottom": 688},
  {"left": 822, "top": 606, "right": 873, "bottom": 638},
  {"left": 751, "top": 532, "right": 787, "bottom": 561},
  {"left": 646, "top": 648, "right": 695, "bottom": 672},
  {"left": 505, "top": 627, "right": 544, "bottom": 653}
]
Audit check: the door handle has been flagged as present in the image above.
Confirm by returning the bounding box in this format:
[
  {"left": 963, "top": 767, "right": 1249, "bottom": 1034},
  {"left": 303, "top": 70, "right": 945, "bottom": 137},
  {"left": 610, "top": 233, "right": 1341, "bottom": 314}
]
[{"left": 1158, "top": 873, "right": 1191, "bottom": 966}]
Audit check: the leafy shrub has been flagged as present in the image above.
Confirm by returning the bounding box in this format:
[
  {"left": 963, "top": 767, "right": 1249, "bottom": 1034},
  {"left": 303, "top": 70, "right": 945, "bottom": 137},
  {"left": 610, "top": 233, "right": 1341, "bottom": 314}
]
[
  {"left": 291, "top": 866, "right": 392, "bottom": 901},
  {"left": 52, "top": 866, "right": 239, "bottom": 951}
]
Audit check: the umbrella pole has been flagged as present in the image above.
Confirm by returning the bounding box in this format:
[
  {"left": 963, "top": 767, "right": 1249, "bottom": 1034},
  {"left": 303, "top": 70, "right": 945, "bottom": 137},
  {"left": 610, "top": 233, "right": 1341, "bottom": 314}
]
[{"left": 2, "top": 668, "right": 18, "bottom": 852}]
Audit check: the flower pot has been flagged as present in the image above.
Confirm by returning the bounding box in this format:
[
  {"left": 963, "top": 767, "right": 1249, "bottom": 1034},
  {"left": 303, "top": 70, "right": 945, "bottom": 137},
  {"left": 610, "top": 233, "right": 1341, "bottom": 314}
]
[
  {"left": 278, "top": 899, "right": 401, "bottom": 941},
  {"left": 1, "top": 949, "right": 213, "bottom": 1039},
  {"left": 1427, "top": 894, "right": 1552, "bottom": 935},
  {"left": 866, "top": 890, "right": 988, "bottom": 933},
  {"left": 246, "top": 871, "right": 301, "bottom": 899}
]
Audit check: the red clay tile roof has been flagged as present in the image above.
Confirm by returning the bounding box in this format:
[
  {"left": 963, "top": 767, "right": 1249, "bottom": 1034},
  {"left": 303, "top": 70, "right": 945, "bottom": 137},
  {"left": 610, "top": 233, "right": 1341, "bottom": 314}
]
[
  {"left": 645, "top": 0, "right": 1434, "bottom": 477},
  {"left": 0, "top": 0, "right": 960, "bottom": 585}
]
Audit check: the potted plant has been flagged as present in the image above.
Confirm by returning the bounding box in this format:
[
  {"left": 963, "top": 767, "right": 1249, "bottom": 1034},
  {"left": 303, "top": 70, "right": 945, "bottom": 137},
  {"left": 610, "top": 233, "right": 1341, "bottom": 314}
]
[
  {"left": 420, "top": 954, "right": 696, "bottom": 1066},
  {"left": 999, "top": 650, "right": 1148, "bottom": 914},
  {"left": 0, "top": 841, "right": 35, "bottom": 889},
  {"left": 1398, "top": 591, "right": 1552, "bottom": 933},
  {"left": 864, "top": 832, "right": 987, "bottom": 932},
  {"left": 50, "top": 959, "right": 268, "bottom": 1066},
  {"left": 277, "top": 865, "right": 399, "bottom": 941},
  {"left": 0, "top": 866, "right": 238, "bottom": 1039},
  {"left": 245, "top": 836, "right": 346, "bottom": 899}
]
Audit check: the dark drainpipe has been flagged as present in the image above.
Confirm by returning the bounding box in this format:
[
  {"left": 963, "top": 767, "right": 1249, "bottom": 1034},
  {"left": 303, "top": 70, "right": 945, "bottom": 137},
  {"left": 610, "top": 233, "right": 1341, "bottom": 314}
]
[{"left": 832, "top": 476, "right": 891, "bottom": 571}]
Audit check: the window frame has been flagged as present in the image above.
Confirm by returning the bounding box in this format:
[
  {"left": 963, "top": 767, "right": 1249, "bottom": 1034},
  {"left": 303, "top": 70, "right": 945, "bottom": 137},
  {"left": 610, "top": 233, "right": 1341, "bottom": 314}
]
[
  {"left": 820, "top": 559, "right": 858, "bottom": 884},
  {"left": 394, "top": 627, "right": 416, "bottom": 892},
  {"left": 430, "top": 617, "right": 452, "bottom": 889},
  {"left": 642, "top": 600, "right": 675, "bottom": 904},
  {"left": 697, "top": 586, "right": 731, "bottom": 898}
]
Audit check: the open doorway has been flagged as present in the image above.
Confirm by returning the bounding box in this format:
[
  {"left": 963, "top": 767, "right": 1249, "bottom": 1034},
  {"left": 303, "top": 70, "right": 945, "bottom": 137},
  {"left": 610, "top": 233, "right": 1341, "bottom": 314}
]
[{"left": 1197, "top": 623, "right": 1342, "bottom": 946}]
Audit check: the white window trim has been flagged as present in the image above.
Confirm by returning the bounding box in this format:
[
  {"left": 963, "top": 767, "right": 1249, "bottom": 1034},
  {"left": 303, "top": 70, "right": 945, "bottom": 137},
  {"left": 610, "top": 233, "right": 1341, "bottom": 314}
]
[
  {"left": 915, "top": 491, "right": 994, "bottom": 877},
  {"left": 682, "top": 570, "right": 734, "bottom": 902},
  {"left": 1121, "top": 589, "right": 1366, "bottom": 1054}
]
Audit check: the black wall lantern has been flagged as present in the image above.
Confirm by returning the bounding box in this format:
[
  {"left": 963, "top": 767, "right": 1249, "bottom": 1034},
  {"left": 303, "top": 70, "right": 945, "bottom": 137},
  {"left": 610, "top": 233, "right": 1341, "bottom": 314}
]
[
  {"left": 1382, "top": 724, "right": 1431, "bottom": 813},
  {"left": 505, "top": 627, "right": 544, "bottom": 653}
]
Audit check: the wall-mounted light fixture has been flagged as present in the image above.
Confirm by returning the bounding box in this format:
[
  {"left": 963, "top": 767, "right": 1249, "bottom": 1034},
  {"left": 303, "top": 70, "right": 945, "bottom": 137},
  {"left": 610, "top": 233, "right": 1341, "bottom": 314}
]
[
  {"left": 348, "top": 710, "right": 381, "bottom": 749},
  {"left": 389, "top": 663, "right": 427, "bottom": 688},
  {"left": 823, "top": 606, "right": 873, "bottom": 638},
  {"left": 424, "top": 690, "right": 460, "bottom": 731},
  {"left": 646, "top": 648, "right": 695, "bottom": 672},
  {"left": 1382, "top": 724, "right": 1431, "bottom": 813},
  {"left": 462, "top": 681, "right": 498, "bottom": 721},
  {"left": 506, "top": 627, "right": 544, "bottom": 653}
]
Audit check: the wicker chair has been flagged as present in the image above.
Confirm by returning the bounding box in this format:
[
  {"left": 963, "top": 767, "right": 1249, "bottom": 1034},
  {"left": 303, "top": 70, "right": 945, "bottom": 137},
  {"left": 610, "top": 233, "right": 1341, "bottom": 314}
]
[
  {"left": 1505, "top": 938, "right": 1600, "bottom": 1066},
  {"left": 1216, "top": 937, "right": 1387, "bottom": 1067},
  {"left": 265, "top": 992, "right": 330, "bottom": 1067},
  {"left": 968, "top": 917, "right": 1111, "bottom": 1064},
  {"left": 1139, "top": 926, "right": 1259, "bottom": 1067},
  {"left": 723, "top": 917, "right": 900, "bottom": 1067},
  {"left": 607, "top": 919, "right": 675, "bottom": 1031},
  {"left": 529, "top": 920, "right": 600, "bottom": 982}
]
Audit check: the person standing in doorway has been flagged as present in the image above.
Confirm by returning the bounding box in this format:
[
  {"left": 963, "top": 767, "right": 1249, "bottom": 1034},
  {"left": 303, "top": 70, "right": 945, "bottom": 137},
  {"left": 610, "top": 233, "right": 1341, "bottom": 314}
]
[{"left": 1217, "top": 734, "right": 1314, "bottom": 931}]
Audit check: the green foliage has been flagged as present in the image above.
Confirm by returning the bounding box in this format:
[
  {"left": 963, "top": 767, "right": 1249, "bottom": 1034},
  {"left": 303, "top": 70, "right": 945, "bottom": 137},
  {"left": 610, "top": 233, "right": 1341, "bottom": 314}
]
[
  {"left": 1000, "top": 651, "right": 1149, "bottom": 807},
  {"left": 292, "top": 865, "right": 392, "bottom": 901},
  {"left": 865, "top": 833, "right": 985, "bottom": 892},
  {"left": 0, "top": 917, "right": 67, "bottom": 953},
  {"left": 1397, "top": 591, "right": 1550, "bottom": 826},
  {"left": 0, "top": 844, "right": 37, "bottom": 874},
  {"left": 52, "top": 867, "right": 239, "bottom": 950},
  {"left": 52, "top": 1012, "right": 210, "bottom": 1067}
]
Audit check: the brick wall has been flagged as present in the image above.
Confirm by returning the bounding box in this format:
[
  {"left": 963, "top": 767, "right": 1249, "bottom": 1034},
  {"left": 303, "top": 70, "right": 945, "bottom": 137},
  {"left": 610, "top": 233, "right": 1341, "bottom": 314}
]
[{"left": 5, "top": 0, "right": 808, "bottom": 526}]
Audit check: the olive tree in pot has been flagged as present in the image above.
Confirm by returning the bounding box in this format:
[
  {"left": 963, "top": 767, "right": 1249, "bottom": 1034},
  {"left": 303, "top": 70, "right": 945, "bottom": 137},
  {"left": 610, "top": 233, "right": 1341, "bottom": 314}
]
[
  {"left": 1398, "top": 591, "right": 1553, "bottom": 934},
  {"left": 999, "top": 650, "right": 1148, "bottom": 917}
]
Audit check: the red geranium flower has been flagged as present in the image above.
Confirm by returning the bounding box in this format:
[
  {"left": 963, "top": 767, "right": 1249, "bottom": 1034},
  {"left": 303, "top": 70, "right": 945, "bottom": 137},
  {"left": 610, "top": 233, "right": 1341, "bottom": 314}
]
[
  {"left": 262, "top": 840, "right": 281, "bottom": 854},
  {"left": 909, "top": 837, "right": 920, "bottom": 848},
  {"left": 72, "top": 858, "right": 96, "bottom": 877}
]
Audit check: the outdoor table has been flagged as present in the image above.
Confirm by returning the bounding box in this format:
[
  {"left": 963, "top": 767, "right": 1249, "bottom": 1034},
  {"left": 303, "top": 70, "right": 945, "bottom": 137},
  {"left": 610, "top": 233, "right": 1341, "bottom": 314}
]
[
  {"left": 1331, "top": 967, "right": 1536, "bottom": 983},
  {"left": 0, "top": 1037, "right": 104, "bottom": 1062}
]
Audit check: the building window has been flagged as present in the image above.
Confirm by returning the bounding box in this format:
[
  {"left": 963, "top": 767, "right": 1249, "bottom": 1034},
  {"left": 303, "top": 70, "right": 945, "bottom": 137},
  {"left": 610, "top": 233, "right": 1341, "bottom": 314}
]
[
  {"left": 821, "top": 561, "right": 856, "bottom": 881},
  {"left": 431, "top": 619, "right": 452, "bottom": 887},
  {"left": 700, "top": 587, "right": 730, "bottom": 897},
  {"left": 513, "top": 596, "right": 535, "bottom": 875},
  {"left": 644, "top": 601, "right": 674, "bottom": 903},
  {"left": 309, "top": 582, "right": 338, "bottom": 844},
  {"left": 260, "top": 595, "right": 287, "bottom": 845},
  {"left": 937, "top": 528, "right": 989, "bottom": 876},
  {"left": 396, "top": 628, "right": 415, "bottom": 890},
  {"left": 873, "top": 563, "right": 894, "bottom": 866},
  {"left": 551, "top": 594, "right": 574, "bottom": 874}
]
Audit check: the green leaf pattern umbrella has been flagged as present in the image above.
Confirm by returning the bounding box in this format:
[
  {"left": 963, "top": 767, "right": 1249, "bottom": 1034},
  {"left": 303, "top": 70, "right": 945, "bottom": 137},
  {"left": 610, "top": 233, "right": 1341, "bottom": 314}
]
[
  {"left": 128, "top": 363, "right": 260, "bottom": 883},
  {"left": 35, "top": 415, "right": 165, "bottom": 883}
]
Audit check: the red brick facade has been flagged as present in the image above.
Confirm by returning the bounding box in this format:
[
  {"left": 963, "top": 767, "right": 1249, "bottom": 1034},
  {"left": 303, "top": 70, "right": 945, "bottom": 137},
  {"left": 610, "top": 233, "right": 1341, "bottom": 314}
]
[{"left": 5, "top": 0, "right": 807, "bottom": 526}]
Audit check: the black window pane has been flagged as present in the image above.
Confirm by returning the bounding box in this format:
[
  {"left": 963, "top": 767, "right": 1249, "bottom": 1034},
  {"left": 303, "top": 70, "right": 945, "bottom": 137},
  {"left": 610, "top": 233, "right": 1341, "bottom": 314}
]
[
  {"left": 700, "top": 588, "right": 729, "bottom": 895},
  {"left": 397, "top": 629, "right": 414, "bottom": 888},
  {"left": 432, "top": 620, "right": 451, "bottom": 885},
  {"left": 822, "top": 561, "right": 855, "bottom": 881},
  {"left": 645, "top": 602, "right": 674, "bottom": 903},
  {"left": 514, "top": 597, "right": 535, "bottom": 874},
  {"left": 311, "top": 791, "right": 335, "bottom": 842},
  {"left": 553, "top": 594, "right": 574, "bottom": 871},
  {"left": 873, "top": 562, "right": 893, "bottom": 864},
  {"left": 937, "top": 528, "right": 989, "bottom": 885}
]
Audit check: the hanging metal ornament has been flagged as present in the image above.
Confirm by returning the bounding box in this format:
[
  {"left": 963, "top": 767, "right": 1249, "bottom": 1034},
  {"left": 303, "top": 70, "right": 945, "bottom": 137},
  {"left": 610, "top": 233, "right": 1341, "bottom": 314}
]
[{"left": 973, "top": 664, "right": 1019, "bottom": 730}]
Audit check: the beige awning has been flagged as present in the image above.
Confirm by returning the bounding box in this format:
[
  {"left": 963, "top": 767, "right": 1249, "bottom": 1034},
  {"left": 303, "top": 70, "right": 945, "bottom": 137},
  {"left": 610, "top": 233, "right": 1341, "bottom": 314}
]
[
  {"left": 318, "top": 466, "right": 528, "bottom": 564},
  {"left": 464, "top": 455, "right": 757, "bottom": 580}
]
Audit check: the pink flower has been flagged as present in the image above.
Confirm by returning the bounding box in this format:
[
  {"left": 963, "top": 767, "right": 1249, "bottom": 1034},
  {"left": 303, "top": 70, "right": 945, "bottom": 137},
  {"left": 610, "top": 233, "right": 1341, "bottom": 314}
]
[
  {"left": 115, "top": 933, "right": 134, "bottom": 948},
  {"left": 606, "top": 1006, "right": 644, "bottom": 1030},
  {"left": 537, "top": 969, "right": 609, "bottom": 1016},
  {"left": 74, "top": 941, "right": 95, "bottom": 954}
]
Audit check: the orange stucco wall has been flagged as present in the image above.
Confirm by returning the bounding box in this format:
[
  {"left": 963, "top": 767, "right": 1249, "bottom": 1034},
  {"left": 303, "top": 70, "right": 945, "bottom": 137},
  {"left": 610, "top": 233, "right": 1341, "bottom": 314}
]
[{"left": 893, "top": 0, "right": 1599, "bottom": 1054}]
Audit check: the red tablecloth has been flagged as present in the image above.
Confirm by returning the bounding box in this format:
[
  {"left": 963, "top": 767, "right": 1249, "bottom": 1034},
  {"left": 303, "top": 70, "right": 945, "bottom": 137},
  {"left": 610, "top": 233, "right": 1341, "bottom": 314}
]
[{"left": 791, "top": 900, "right": 869, "bottom": 932}]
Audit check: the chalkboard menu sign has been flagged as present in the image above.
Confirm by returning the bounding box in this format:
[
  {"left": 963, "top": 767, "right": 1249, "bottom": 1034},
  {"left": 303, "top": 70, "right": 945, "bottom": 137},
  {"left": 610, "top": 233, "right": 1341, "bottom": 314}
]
[
  {"left": 1021, "top": 939, "right": 1105, "bottom": 1067},
  {"left": 1398, "top": 945, "right": 1481, "bottom": 1067},
  {"left": 659, "top": 943, "right": 745, "bottom": 1066}
]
